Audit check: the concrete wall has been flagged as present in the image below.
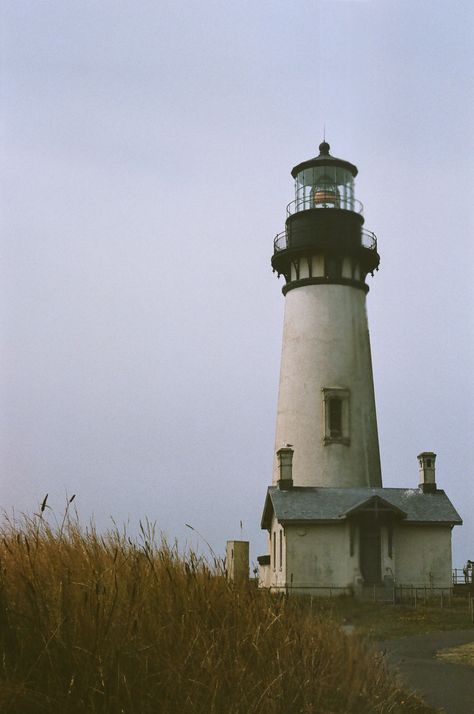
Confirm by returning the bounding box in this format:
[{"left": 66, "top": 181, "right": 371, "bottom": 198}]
[
  {"left": 258, "top": 562, "right": 272, "bottom": 589},
  {"left": 267, "top": 516, "right": 287, "bottom": 590},
  {"left": 264, "top": 520, "right": 392, "bottom": 594},
  {"left": 283, "top": 522, "right": 355, "bottom": 594},
  {"left": 273, "top": 283, "right": 381, "bottom": 488},
  {"left": 393, "top": 525, "right": 452, "bottom": 588},
  {"left": 225, "top": 540, "right": 249, "bottom": 583},
  {"left": 260, "top": 519, "right": 453, "bottom": 594}
]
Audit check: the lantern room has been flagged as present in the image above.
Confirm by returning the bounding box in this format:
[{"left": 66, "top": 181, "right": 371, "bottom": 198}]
[
  {"left": 271, "top": 141, "right": 380, "bottom": 286},
  {"left": 289, "top": 141, "right": 360, "bottom": 215}
]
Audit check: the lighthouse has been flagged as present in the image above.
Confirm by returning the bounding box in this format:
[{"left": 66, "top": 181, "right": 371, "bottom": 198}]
[
  {"left": 271, "top": 141, "right": 381, "bottom": 488},
  {"left": 258, "top": 141, "right": 461, "bottom": 595}
]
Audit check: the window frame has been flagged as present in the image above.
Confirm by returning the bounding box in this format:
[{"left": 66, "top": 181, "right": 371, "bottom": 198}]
[
  {"left": 322, "top": 388, "right": 350, "bottom": 445},
  {"left": 279, "top": 530, "right": 283, "bottom": 571}
]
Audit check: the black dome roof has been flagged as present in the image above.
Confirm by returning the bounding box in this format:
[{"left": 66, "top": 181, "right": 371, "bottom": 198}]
[{"left": 291, "top": 141, "right": 358, "bottom": 178}]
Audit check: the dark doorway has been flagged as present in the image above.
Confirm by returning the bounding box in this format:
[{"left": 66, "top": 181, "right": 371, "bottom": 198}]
[{"left": 359, "top": 525, "right": 381, "bottom": 583}]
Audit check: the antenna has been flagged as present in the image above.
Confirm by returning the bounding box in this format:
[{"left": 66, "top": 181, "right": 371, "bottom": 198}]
[{"left": 323, "top": 123, "right": 326, "bottom": 142}]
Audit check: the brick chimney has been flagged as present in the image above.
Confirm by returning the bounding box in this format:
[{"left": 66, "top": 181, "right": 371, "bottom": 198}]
[
  {"left": 277, "top": 446, "right": 294, "bottom": 490},
  {"left": 418, "top": 451, "right": 437, "bottom": 493}
]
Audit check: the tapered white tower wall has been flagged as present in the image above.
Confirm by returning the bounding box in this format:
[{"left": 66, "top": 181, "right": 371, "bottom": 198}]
[
  {"left": 273, "top": 283, "right": 381, "bottom": 487},
  {"left": 270, "top": 141, "right": 382, "bottom": 489}
]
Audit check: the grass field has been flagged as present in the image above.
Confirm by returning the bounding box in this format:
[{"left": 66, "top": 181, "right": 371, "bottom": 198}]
[
  {"left": 302, "top": 595, "right": 473, "bottom": 640},
  {"left": 0, "top": 508, "right": 441, "bottom": 713}
]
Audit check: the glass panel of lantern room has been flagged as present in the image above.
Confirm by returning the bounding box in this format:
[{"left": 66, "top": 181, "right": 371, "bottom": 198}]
[
  {"left": 295, "top": 169, "right": 313, "bottom": 212},
  {"left": 334, "top": 167, "right": 354, "bottom": 210},
  {"left": 299, "top": 170, "right": 306, "bottom": 211},
  {"left": 304, "top": 169, "right": 313, "bottom": 211},
  {"left": 305, "top": 169, "right": 314, "bottom": 209},
  {"left": 294, "top": 171, "right": 302, "bottom": 211},
  {"left": 312, "top": 166, "right": 340, "bottom": 208}
]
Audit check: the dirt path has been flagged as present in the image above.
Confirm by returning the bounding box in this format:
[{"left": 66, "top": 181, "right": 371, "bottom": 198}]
[{"left": 378, "top": 629, "right": 474, "bottom": 714}]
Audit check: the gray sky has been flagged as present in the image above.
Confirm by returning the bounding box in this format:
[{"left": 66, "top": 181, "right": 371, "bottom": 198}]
[{"left": 1, "top": 0, "right": 473, "bottom": 567}]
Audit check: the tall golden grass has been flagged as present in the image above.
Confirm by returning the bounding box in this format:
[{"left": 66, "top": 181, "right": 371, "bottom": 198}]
[{"left": 0, "top": 507, "right": 432, "bottom": 713}]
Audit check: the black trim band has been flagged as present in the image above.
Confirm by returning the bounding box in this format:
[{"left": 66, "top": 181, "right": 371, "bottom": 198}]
[{"left": 282, "top": 277, "right": 369, "bottom": 296}]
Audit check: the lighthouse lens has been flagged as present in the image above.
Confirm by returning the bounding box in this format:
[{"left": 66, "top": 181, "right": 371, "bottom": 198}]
[{"left": 313, "top": 174, "right": 340, "bottom": 207}]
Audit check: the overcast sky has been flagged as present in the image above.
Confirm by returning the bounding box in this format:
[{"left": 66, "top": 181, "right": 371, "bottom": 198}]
[{"left": 1, "top": 0, "right": 473, "bottom": 567}]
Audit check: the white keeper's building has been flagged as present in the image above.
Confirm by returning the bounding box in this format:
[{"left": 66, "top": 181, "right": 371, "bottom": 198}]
[{"left": 257, "top": 141, "right": 461, "bottom": 596}]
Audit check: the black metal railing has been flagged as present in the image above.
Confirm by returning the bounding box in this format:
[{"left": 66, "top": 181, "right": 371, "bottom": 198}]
[
  {"left": 273, "top": 232, "right": 287, "bottom": 252},
  {"left": 287, "top": 196, "right": 364, "bottom": 216},
  {"left": 273, "top": 228, "right": 377, "bottom": 253},
  {"left": 453, "top": 568, "right": 473, "bottom": 585},
  {"left": 266, "top": 583, "right": 461, "bottom": 606}
]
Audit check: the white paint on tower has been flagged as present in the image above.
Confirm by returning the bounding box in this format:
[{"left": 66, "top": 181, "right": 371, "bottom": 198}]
[{"left": 273, "top": 282, "right": 381, "bottom": 487}]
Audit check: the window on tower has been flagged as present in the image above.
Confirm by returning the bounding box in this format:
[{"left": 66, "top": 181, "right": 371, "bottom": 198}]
[
  {"left": 328, "top": 398, "right": 342, "bottom": 438},
  {"left": 322, "top": 388, "right": 350, "bottom": 445},
  {"left": 324, "top": 256, "right": 342, "bottom": 280}
]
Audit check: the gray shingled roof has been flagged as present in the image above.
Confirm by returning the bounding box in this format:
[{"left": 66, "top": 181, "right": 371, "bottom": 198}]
[{"left": 261, "top": 486, "right": 462, "bottom": 530}]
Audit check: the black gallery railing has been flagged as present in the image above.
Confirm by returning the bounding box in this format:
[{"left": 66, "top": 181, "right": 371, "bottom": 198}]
[{"left": 273, "top": 228, "right": 377, "bottom": 253}]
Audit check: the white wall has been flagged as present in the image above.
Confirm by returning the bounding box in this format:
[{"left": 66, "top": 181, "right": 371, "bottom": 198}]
[
  {"left": 260, "top": 518, "right": 453, "bottom": 594},
  {"left": 273, "top": 283, "right": 381, "bottom": 488},
  {"left": 394, "top": 525, "right": 452, "bottom": 588},
  {"left": 267, "top": 515, "right": 287, "bottom": 589},
  {"left": 284, "top": 522, "right": 355, "bottom": 593},
  {"left": 258, "top": 563, "right": 271, "bottom": 589}
]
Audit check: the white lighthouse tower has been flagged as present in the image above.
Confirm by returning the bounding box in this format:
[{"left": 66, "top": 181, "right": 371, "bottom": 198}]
[
  {"left": 272, "top": 141, "right": 381, "bottom": 488},
  {"left": 258, "top": 141, "right": 461, "bottom": 595}
]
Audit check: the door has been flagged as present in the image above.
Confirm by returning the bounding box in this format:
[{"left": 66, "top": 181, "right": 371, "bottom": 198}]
[{"left": 360, "top": 525, "right": 381, "bottom": 583}]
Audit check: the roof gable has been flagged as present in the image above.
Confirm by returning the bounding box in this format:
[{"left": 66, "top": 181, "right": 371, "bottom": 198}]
[
  {"left": 260, "top": 490, "right": 275, "bottom": 530},
  {"left": 343, "top": 494, "right": 407, "bottom": 519}
]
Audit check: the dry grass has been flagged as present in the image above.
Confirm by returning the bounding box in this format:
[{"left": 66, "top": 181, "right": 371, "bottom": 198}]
[
  {"left": 0, "top": 508, "right": 433, "bottom": 713},
  {"left": 436, "top": 642, "right": 474, "bottom": 667}
]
